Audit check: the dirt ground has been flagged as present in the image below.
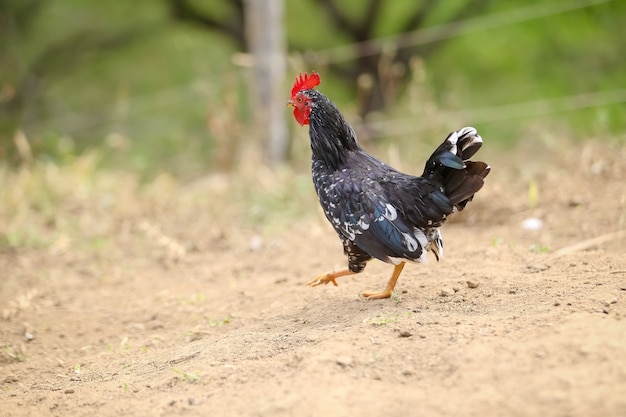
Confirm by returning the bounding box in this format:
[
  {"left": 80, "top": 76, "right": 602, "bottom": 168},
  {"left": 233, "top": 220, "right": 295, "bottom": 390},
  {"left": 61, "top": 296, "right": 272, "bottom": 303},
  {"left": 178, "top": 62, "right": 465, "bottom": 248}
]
[{"left": 1, "top": 140, "right": 626, "bottom": 416}]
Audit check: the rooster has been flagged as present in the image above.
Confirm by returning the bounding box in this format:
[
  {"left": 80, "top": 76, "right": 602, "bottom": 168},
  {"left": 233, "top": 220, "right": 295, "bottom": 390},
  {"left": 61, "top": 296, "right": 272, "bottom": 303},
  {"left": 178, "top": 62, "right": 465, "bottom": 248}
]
[{"left": 288, "top": 71, "right": 490, "bottom": 299}]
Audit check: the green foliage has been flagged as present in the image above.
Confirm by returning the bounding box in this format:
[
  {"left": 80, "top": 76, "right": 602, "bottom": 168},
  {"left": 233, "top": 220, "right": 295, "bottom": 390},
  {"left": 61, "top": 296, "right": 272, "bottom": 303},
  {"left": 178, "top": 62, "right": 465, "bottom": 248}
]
[
  {"left": 1, "top": 0, "right": 624, "bottom": 175},
  {"left": 206, "top": 316, "right": 231, "bottom": 327},
  {"left": 428, "top": 1, "right": 626, "bottom": 138},
  {"left": 1, "top": 345, "right": 27, "bottom": 363},
  {"left": 529, "top": 243, "right": 550, "bottom": 254},
  {"left": 171, "top": 368, "right": 201, "bottom": 383},
  {"left": 363, "top": 311, "right": 412, "bottom": 326},
  {"left": 528, "top": 179, "right": 539, "bottom": 209}
]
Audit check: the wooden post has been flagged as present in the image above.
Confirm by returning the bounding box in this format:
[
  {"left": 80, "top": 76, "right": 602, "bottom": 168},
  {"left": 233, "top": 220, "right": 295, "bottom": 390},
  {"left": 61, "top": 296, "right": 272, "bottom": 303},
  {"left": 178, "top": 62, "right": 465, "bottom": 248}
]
[{"left": 244, "top": 0, "right": 288, "bottom": 165}]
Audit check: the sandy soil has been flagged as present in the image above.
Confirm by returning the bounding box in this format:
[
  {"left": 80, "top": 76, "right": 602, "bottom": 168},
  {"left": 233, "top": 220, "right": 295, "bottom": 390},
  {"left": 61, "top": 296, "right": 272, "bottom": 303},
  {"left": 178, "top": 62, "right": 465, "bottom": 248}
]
[{"left": 1, "top": 140, "right": 626, "bottom": 416}]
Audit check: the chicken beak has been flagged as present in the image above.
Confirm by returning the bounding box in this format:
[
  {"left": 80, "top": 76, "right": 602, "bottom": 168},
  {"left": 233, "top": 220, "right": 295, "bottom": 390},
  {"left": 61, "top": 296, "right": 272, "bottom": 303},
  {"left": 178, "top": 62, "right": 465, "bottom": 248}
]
[{"left": 287, "top": 100, "right": 294, "bottom": 108}]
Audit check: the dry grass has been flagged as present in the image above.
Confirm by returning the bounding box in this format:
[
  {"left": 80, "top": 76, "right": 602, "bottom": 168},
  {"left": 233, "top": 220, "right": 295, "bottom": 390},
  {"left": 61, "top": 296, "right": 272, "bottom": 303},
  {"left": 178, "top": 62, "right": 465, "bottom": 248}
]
[
  {"left": 0, "top": 149, "right": 322, "bottom": 271},
  {"left": 1, "top": 135, "right": 624, "bottom": 256}
]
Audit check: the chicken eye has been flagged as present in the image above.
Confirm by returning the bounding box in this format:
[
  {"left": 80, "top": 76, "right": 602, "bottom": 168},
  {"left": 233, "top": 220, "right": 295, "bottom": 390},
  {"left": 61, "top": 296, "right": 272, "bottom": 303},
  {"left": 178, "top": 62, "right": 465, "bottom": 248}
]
[{"left": 297, "top": 97, "right": 303, "bottom": 103}]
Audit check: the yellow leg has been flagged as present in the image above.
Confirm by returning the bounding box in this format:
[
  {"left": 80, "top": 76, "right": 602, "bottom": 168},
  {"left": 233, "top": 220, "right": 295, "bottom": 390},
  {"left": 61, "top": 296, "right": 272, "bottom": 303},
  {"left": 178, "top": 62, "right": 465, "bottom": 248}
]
[
  {"left": 362, "top": 262, "right": 406, "bottom": 300},
  {"left": 307, "top": 268, "right": 356, "bottom": 287}
]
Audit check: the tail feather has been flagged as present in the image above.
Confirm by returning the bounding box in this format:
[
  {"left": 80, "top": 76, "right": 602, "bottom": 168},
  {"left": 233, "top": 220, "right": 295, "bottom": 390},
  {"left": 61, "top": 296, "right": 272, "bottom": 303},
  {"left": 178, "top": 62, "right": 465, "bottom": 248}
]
[
  {"left": 455, "top": 126, "right": 484, "bottom": 160},
  {"left": 423, "top": 127, "right": 490, "bottom": 211}
]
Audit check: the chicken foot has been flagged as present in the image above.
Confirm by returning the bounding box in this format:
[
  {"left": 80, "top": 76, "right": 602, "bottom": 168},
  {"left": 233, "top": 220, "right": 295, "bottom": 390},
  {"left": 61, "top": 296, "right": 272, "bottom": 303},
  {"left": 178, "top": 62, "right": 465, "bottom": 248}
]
[
  {"left": 307, "top": 269, "right": 356, "bottom": 287},
  {"left": 362, "top": 262, "right": 406, "bottom": 300}
]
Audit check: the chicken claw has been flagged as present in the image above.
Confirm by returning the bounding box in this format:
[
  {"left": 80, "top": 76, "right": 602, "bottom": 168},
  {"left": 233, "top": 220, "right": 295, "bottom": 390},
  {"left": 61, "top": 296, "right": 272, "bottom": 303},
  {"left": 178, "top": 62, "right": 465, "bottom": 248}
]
[
  {"left": 361, "top": 290, "right": 394, "bottom": 300},
  {"left": 307, "top": 269, "right": 356, "bottom": 287}
]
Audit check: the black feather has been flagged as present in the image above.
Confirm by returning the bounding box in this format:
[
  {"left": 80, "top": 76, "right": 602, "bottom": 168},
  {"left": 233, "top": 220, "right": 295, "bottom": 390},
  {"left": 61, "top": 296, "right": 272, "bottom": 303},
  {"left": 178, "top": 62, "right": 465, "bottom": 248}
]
[{"left": 303, "top": 88, "right": 489, "bottom": 270}]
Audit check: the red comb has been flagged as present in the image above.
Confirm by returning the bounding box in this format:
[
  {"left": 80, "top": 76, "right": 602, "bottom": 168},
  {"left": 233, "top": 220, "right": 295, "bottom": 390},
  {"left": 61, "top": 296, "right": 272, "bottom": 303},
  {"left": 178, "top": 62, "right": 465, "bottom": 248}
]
[{"left": 291, "top": 71, "right": 321, "bottom": 97}]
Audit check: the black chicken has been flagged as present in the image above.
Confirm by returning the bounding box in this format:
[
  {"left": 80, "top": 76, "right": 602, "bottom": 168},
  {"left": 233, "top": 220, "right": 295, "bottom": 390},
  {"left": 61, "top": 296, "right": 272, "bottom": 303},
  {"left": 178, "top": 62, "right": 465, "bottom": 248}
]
[{"left": 288, "top": 72, "right": 490, "bottom": 299}]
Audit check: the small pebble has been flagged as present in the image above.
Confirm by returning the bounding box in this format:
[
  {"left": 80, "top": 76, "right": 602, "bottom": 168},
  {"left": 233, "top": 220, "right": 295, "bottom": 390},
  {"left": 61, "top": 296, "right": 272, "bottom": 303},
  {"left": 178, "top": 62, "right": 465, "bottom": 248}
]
[
  {"left": 336, "top": 356, "right": 353, "bottom": 367},
  {"left": 149, "top": 320, "right": 164, "bottom": 330},
  {"left": 398, "top": 330, "right": 412, "bottom": 338},
  {"left": 522, "top": 217, "right": 543, "bottom": 230},
  {"left": 4, "top": 375, "right": 18, "bottom": 383},
  {"left": 248, "top": 235, "right": 263, "bottom": 251},
  {"left": 440, "top": 287, "right": 454, "bottom": 297},
  {"left": 466, "top": 280, "right": 479, "bottom": 289}
]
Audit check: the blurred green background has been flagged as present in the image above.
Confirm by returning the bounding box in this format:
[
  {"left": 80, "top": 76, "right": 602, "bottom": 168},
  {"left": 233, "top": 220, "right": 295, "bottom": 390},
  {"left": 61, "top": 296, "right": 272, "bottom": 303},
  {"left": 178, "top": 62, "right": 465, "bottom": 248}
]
[{"left": 1, "top": 0, "right": 625, "bottom": 177}]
